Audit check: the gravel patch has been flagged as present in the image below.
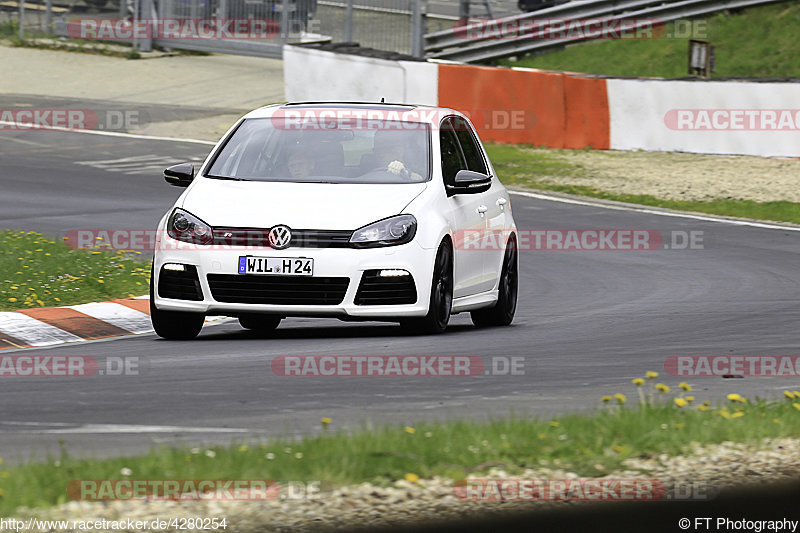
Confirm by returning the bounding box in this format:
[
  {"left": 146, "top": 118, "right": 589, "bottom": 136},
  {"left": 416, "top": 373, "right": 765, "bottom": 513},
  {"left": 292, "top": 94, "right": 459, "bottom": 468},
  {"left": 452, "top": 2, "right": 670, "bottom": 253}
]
[
  {"left": 11, "top": 438, "right": 800, "bottom": 532},
  {"left": 533, "top": 149, "right": 800, "bottom": 203}
]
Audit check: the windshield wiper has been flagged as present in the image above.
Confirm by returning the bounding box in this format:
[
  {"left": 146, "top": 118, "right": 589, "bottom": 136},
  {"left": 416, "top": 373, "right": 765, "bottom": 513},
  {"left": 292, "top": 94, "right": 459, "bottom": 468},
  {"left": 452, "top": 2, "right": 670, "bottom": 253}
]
[{"left": 205, "top": 175, "right": 250, "bottom": 181}]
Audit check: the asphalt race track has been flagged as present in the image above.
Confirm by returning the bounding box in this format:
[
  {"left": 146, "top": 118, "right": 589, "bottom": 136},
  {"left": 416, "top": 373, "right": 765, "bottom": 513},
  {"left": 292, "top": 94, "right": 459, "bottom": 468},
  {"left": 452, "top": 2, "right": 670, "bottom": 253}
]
[{"left": 1, "top": 128, "right": 800, "bottom": 462}]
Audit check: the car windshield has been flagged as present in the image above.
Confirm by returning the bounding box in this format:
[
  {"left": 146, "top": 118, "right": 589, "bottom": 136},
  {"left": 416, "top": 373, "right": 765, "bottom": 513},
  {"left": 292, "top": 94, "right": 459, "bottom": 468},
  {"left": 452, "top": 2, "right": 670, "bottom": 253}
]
[{"left": 206, "top": 116, "right": 431, "bottom": 184}]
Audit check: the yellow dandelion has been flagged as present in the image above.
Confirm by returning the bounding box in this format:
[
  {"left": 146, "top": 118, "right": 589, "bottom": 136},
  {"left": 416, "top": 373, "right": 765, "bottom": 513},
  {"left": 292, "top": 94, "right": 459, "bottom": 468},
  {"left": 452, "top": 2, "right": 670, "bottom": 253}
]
[
  {"left": 718, "top": 411, "right": 731, "bottom": 419},
  {"left": 405, "top": 473, "right": 420, "bottom": 483},
  {"left": 785, "top": 391, "right": 795, "bottom": 399},
  {"left": 632, "top": 378, "right": 645, "bottom": 386},
  {"left": 549, "top": 421, "right": 560, "bottom": 427},
  {"left": 600, "top": 395, "right": 612, "bottom": 403},
  {"left": 685, "top": 396, "right": 695, "bottom": 403},
  {"left": 727, "top": 393, "right": 746, "bottom": 403},
  {"left": 793, "top": 391, "right": 800, "bottom": 399},
  {"left": 404, "top": 426, "right": 416, "bottom": 434},
  {"left": 731, "top": 412, "right": 744, "bottom": 418},
  {"left": 655, "top": 383, "right": 670, "bottom": 393},
  {"left": 614, "top": 393, "right": 627, "bottom": 404},
  {"left": 645, "top": 371, "right": 658, "bottom": 379},
  {"left": 674, "top": 398, "right": 687, "bottom": 407},
  {"left": 793, "top": 403, "right": 800, "bottom": 412},
  {"left": 237, "top": 445, "right": 248, "bottom": 452},
  {"left": 773, "top": 419, "right": 784, "bottom": 424},
  {"left": 321, "top": 417, "right": 332, "bottom": 425},
  {"left": 697, "top": 405, "right": 710, "bottom": 412},
  {"left": 8, "top": 298, "right": 16, "bottom": 303},
  {"left": 97, "top": 280, "right": 104, "bottom": 284},
  {"left": 679, "top": 382, "right": 692, "bottom": 392}
]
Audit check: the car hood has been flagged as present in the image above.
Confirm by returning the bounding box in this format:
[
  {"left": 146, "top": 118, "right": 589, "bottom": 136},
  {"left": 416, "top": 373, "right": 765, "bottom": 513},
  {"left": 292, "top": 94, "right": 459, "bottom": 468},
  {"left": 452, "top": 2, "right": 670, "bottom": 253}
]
[{"left": 180, "top": 178, "right": 428, "bottom": 229}]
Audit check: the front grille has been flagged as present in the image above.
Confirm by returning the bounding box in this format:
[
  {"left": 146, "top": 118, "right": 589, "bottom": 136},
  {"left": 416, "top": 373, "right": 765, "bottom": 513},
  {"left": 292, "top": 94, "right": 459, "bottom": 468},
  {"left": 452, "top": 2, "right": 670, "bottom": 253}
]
[
  {"left": 213, "top": 228, "right": 353, "bottom": 248},
  {"left": 158, "top": 265, "right": 203, "bottom": 301},
  {"left": 354, "top": 270, "right": 417, "bottom": 305},
  {"left": 207, "top": 274, "right": 349, "bottom": 305}
]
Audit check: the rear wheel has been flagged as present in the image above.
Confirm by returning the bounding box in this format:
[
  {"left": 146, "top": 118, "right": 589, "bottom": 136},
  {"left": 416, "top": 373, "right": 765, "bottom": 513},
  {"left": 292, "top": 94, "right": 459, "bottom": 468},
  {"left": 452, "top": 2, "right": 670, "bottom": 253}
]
[
  {"left": 401, "top": 241, "right": 453, "bottom": 334},
  {"left": 471, "top": 237, "right": 518, "bottom": 328},
  {"left": 150, "top": 278, "right": 204, "bottom": 340},
  {"left": 239, "top": 315, "right": 282, "bottom": 332}
]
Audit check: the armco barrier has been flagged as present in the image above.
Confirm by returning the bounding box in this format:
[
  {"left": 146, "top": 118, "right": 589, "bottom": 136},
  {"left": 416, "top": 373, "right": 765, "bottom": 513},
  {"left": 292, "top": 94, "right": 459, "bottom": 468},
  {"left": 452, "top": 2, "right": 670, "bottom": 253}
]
[{"left": 283, "top": 44, "right": 800, "bottom": 157}]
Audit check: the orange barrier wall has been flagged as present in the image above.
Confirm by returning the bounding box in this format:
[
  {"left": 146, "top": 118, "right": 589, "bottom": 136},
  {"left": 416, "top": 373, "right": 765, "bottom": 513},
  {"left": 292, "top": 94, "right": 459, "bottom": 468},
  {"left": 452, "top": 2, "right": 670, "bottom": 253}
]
[{"left": 438, "top": 64, "right": 609, "bottom": 150}]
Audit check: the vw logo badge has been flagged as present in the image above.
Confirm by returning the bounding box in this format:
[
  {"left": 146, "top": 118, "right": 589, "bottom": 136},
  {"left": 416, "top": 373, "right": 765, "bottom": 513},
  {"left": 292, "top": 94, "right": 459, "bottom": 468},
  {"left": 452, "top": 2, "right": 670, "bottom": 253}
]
[{"left": 268, "top": 225, "right": 292, "bottom": 250}]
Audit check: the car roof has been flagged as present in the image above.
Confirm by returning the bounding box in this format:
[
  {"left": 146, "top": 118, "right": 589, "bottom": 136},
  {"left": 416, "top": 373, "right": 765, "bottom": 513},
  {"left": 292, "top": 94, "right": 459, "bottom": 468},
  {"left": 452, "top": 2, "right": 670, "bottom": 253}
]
[{"left": 243, "top": 102, "right": 463, "bottom": 124}]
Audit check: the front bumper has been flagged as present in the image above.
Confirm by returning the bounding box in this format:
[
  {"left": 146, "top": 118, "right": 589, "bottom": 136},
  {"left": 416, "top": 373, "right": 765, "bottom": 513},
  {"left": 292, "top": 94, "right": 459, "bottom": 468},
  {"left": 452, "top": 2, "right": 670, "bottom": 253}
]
[{"left": 152, "top": 236, "right": 434, "bottom": 318}]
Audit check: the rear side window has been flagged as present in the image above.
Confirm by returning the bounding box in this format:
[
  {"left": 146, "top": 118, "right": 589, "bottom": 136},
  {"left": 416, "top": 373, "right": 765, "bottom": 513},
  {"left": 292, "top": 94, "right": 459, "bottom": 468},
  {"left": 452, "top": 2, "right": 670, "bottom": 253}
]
[
  {"left": 451, "top": 117, "right": 488, "bottom": 175},
  {"left": 439, "top": 118, "right": 467, "bottom": 187}
]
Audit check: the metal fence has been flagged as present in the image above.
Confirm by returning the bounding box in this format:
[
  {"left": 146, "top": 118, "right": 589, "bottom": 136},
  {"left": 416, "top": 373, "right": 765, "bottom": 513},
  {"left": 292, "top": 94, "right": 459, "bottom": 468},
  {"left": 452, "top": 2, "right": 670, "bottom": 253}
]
[{"left": 7, "top": 0, "right": 439, "bottom": 57}]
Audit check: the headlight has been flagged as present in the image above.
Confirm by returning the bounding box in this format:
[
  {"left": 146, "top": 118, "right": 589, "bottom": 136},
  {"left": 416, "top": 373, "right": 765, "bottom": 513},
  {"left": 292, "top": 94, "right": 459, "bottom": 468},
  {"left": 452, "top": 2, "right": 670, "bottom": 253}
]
[
  {"left": 167, "top": 208, "right": 213, "bottom": 245},
  {"left": 350, "top": 214, "right": 417, "bottom": 248}
]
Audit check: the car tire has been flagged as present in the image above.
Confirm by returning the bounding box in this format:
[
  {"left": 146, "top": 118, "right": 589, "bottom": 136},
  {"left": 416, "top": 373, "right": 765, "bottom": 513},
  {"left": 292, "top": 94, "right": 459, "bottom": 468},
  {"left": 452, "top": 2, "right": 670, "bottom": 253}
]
[
  {"left": 401, "top": 240, "right": 453, "bottom": 334},
  {"left": 149, "top": 270, "right": 205, "bottom": 340},
  {"left": 239, "top": 315, "right": 282, "bottom": 332},
  {"left": 471, "top": 237, "right": 518, "bottom": 328}
]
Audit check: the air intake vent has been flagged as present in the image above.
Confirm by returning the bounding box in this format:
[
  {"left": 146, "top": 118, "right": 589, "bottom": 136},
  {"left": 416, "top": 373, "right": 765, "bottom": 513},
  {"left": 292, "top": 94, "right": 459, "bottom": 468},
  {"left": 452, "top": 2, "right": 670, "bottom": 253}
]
[{"left": 355, "top": 270, "right": 417, "bottom": 305}]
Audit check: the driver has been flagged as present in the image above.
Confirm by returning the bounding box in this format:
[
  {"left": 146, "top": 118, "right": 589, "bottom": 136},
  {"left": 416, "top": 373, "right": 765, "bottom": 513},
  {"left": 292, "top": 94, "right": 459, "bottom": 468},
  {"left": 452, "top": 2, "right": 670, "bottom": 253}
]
[
  {"left": 371, "top": 131, "right": 422, "bottom": 181},
  {"left": 287, "top": 145, "right": 316, "bottom": 179}
]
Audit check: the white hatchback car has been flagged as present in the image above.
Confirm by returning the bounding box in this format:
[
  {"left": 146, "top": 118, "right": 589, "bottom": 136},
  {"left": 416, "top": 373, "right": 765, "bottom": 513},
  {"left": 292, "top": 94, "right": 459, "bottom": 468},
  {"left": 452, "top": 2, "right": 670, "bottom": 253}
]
[{"left": 151, "top": 103, "right": 518, "bottom": 339}]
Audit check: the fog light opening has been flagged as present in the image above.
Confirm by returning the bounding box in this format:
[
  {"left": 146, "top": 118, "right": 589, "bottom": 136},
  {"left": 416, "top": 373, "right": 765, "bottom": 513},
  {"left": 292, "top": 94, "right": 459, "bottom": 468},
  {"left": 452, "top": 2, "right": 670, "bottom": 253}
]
[{"left": 378, "top": 269, "right": 410, "bottom": 277}]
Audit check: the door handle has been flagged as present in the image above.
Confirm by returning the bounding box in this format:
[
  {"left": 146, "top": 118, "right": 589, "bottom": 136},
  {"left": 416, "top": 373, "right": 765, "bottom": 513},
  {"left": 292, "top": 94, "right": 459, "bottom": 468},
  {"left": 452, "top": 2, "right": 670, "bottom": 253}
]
[{"left": 477, "top": 205, "right": 488, "bottom": 215}]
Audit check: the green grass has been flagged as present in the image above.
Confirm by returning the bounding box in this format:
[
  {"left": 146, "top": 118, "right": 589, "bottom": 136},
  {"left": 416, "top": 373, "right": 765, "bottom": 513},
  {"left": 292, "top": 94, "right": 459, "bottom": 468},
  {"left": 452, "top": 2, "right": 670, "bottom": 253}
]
[
  {"left": 499, "top": 2, "right": 800, "bottom": 78},
  {"left": 485, "top": 144, "right": 800, "bottom": 224},
  {"left": 2, "top": 387, "right": 800, "bottom": 515},
  {"left": 0, "top": 231, "right": 150, "bottom": 311}
]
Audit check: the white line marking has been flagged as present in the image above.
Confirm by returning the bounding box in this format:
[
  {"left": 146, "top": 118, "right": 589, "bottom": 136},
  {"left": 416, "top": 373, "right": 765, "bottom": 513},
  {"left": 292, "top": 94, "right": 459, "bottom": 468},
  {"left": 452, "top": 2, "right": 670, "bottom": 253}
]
[
  {"left": 0, "top": 421, "right": 248, "bottom": 434},
  {"left": 510, "top": 190, "right": 800, "bottom": 232},
  {"left": 0, "top": 120, "right": 216, "bottom": 146},
  {"left": 0, "top": 313, "right": 82, "bottom": 346},
  {"left": 68, "top": 302, "right": 153, "bottom": 334}
]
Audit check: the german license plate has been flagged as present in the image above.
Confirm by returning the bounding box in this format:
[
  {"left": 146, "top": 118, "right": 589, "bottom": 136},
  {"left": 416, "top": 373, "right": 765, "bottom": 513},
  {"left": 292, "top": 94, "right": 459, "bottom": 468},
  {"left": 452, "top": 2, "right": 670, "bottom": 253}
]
[{"left": 238, "top": 256, "right": 313, "bottom": 276}]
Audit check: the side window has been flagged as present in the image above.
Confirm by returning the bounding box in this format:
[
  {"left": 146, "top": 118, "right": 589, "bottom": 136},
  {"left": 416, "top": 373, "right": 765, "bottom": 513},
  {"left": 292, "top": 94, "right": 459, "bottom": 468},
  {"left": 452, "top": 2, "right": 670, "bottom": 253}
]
[
  {"left": 439, "top": 119, "right": 466, "bottom": 187},
  {"left": 451, "top": 117, "right": 488, "bottom": 175}
]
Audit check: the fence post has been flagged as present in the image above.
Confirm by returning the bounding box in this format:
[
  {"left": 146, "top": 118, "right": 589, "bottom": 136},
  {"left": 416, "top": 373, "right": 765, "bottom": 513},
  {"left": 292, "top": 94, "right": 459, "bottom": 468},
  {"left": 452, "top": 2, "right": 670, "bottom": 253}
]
[
  {"left": 18, "top": 0, "right": 25, "bottom": 40},
  {"left": 280, "top": 0, "right": 289, "bottom": 42},
  {"left": 344, "top": 0, "right": 353, "bottom": 42},
  {"left": 140, "top": 0, "right": 152, "bottom": 51},
  {"left": 411, "top": 0, "right": 425, "bottom": 58},
  {"left": 45, "top": 0, "right": 52, "bottom": 33}
]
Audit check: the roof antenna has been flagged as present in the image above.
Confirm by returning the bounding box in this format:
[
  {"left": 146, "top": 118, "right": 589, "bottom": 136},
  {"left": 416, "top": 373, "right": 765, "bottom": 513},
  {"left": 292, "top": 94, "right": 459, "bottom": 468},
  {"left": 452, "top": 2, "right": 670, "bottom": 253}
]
[{"left": 381, "top": 97, "right": 385, "bottom": 103}]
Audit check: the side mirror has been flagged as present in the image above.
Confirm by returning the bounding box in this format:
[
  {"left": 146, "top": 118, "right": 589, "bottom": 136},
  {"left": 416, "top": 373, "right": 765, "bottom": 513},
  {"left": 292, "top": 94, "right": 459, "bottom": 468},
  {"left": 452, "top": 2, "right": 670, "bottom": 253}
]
[
  {"left": 447, "top": 169, "right": 491, "bottom": 196},
  {"left": 164, "top": 163, "right": 195, "bottom": 187}
]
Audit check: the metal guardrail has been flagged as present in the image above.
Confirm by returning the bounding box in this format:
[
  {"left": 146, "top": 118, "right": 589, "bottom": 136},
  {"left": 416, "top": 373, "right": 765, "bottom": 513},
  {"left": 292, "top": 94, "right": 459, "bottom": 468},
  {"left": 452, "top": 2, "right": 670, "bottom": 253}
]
[{"left": 424, "top": 0, "right": 790, "bottom": 62}]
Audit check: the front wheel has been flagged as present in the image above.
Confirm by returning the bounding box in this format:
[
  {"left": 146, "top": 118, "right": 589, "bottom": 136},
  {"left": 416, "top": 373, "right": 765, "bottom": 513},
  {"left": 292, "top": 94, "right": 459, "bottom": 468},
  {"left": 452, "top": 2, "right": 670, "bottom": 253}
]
[
  {"left": 401, "top": 241, "right": 453, "bottom": 334},
  {"left": 150, "top": 274, "right": 204, "bottom": 340},
  {"left": 471, "top": 237, "right": 518, "bottom": 328}
]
